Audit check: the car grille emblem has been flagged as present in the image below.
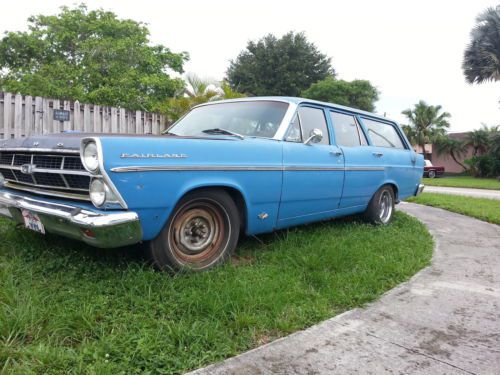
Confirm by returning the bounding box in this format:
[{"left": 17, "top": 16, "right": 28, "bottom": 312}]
[{"left": 21, "top": 164, "right": 36, "bottom": 175}]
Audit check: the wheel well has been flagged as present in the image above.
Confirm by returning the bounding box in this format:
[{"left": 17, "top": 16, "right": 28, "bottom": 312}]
[
  {"left": 385, "top": 183, "right": 399, "bottom": 201},
  {"left": 180, "top": 186, "right": 247, "bottom": 232}
]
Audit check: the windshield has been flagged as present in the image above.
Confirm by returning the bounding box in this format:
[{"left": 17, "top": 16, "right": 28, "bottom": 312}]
[{"left": 167, "top": 101, "right": 289, "bottom": 138}]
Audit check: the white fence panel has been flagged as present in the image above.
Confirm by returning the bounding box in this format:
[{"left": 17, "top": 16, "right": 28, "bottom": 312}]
[{"left": 0, "top": 92, "right": 168, "bottom": 139}]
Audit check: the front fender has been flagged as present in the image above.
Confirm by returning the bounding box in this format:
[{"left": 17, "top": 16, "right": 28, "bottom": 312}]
[{"left": 98, "top": 136, "right": 283, "bottom": 240}]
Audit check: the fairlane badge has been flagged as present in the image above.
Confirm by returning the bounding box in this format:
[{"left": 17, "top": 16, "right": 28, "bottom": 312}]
[{"left": 120, "top": 153, "right": 188, "bottom": 159}]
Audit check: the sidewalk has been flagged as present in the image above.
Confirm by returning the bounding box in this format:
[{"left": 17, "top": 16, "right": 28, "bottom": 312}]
[
  {"left": 424, "top": 186, "right": 500, "bottom": 200},
  {"left": 188, "top": 203, "right": 500, "bottom": 375}
]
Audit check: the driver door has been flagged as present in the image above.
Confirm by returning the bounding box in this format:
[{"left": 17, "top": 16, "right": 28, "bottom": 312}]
[{"left": 277, "top": 105, "right": 345, "bottom": 227}]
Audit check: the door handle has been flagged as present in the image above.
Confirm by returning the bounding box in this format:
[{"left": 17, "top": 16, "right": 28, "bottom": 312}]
[
  {"left": 330, "top": 150, "right": 342, "bottom": 156},
  {"left": 372, "top": 152, "right": 383, "bottom": 157}
]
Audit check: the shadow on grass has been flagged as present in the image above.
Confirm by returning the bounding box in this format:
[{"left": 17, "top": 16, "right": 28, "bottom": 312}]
[{"left": 0, "top": 214, "right": 364, "bottom": 274}]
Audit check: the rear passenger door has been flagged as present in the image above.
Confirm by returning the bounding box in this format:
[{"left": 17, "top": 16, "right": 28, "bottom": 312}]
[
  {"left": 329, "top": 111, "right": 385, "bottom": 208},
  {"left": 359, "top": 117, "right": 415, "bottom": 199}
]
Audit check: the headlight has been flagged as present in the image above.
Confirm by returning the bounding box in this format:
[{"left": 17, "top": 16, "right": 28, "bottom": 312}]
[
  {"left": 82, "top": 141, "right": 99, "bottom": 172},
  {"left": 90, "top": 178, "right": 106, "bottom": 207}
]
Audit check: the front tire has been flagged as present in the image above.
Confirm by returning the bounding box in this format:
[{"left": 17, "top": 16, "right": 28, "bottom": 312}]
[
  {"left": 427, "top": 170, "right": 436, "bottom": 178},
  {"left": 363, "top": 185, "right": 395, "bottom": 225},
  {"left": 148, "top": 189, "right": 240, "bottom": 272}
]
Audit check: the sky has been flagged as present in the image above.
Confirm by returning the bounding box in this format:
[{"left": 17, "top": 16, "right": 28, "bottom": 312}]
[{"left": 0, "top": 0, "right": 498, "bottom": 133}]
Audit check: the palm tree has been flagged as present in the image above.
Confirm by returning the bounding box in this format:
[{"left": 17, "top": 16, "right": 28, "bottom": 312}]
[
  {"left": 401, "top": 124, "right": 417, "bottom": 147},
  {"left": 466, "top": 129, "right": 490, "bottom": 156},
  {"left": 184, "top": 74, "right": 219, "bottom": 99},
  {"left": 402, "top": 100, "right": 451, "bottom": 158},
  {"left": 164, "top": 74, "right": 246, "bottom": 122},
  {"left": 463, "top": 6, "right": 500, "bottom": 83},
  {"left": 435, "top": 137, "right": 468, "bottom": 171}
]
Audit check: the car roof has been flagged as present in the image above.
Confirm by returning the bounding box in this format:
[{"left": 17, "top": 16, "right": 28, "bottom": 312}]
[{"left": 196, "top": 96, "right": 397, "bottom": 124}]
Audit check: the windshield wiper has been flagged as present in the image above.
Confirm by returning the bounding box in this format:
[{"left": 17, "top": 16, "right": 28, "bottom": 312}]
[
  {"left": 163, "top": 131, "right": 178, "bottom": 136},
  {"left": 202, "top": 128, "right": 244, "bottom": 139}
]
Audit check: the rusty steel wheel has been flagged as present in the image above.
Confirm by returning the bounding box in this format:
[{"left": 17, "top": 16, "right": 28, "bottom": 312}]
[{"left": 148, "top": 189, "right": 240, "bottom": 272}]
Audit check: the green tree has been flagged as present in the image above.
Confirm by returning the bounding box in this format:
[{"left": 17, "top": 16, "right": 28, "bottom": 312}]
[
  {"left": 435, "top": 137, "right": 468, "bottom": 171},
  {"left": 464, "top": 124, "right": 500, "bottom": 177},
  {"left": 402, "top": 124, "right": 417, "bottom": 146},
  {"left": 402, "top": 100, "right": 451, "bottom": 158},
  {"left": 226, "top": 32, "right": 334, "bottom": 96},
  {"left": 466, "top": 128, "right": 490, "bottom": 156},
  {"left": 301, "top": 77, "right": 379, "bottom": 112},
  {"left": 162, "top": 74, "right": 245, "bottom": 122},
  {"left": 463, "top": 6, "right": 500, "bottom": 84},
  {"left": 0, "top": 4, "right": 188, "bottom": 111}
]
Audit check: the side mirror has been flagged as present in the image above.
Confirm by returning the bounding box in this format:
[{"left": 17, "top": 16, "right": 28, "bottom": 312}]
[{"left": 304, "top": 128, "right": 323, "bottom": 145}]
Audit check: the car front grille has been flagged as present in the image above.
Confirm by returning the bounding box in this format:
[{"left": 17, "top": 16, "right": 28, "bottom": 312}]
[{"left": 0, "top": 151, "right": 92, "bottom": 201}]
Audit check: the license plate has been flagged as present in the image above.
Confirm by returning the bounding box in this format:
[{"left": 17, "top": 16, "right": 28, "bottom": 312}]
[{"left": 22, "top": 210, "right": 45, "bottom": 234}]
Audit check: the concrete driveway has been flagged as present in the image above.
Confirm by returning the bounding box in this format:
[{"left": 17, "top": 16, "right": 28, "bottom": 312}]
[
  {"left": 189, "top": 203, "right": 500, "bottom": 375},
  {"left": 424, "top": 186, "right": 500, "bottom": 200}
]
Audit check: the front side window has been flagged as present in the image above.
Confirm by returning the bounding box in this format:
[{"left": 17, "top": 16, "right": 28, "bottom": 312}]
[
  {"left": 362, "top": 118, "right": 405, "bottom": 149},
  {"left": 168, "top": 101, "right": 289, "bottom": 138},
  {"left": 286, "top": 114, "right": 302, "bottom": 142},
  {"left": 330, "top": 112, "right": 367, "bottom": 147},
  {"left": 297, "top": 107, "right": 330, "bottom": 145}
]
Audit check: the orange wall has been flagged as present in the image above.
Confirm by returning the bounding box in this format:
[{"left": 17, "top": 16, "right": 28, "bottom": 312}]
[
  {"left": 432, "top": 147, "right": 474, "bottom": 173},
  {"left": 412, "top": 143, "right": 473, "bottom": 173}
]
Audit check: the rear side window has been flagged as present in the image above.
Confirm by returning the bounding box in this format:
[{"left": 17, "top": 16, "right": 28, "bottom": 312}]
[
  {"left": 362, "top": 118, "right": 405, "bottom": 149},
  {"left": 330, "top": 112, "right": 367, "bottom": 147},
  {"left": 297, "top": 107, "right": 330, "bottom": 145}
]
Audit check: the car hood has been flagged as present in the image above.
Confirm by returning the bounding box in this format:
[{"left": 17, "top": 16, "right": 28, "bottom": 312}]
[{"left": 0, "top": 133, "right": 236, "bottom": 153}]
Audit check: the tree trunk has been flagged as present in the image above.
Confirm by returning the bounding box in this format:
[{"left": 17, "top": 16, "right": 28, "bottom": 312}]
[
  {"left": 450, "top": 151, "right": 467, "bottom": 171},
  {"left": 420, "top": 140, "right": 426, "bottom": 159}
]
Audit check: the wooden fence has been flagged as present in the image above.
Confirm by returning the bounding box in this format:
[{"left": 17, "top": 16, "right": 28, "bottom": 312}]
[{"left": 0, "top": 92, "right": 169, "bottom": 139}]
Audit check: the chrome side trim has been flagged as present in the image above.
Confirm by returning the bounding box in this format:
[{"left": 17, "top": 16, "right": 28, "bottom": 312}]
[
  {"left": 345, "top": 167, "right": 385, "bottom": 171},
  {"left": 0, "top": 148, "right": 79, "bottom": 154},
  {"left": 112, "top": 165, "right": 283, "bottom": 172},
  {"left": 285, "top": 166, "right": 344, "bottom": 171},
  {"left": 111, "top": 165, "right": 384, "bottom": 173},
  {"left": 81, "top": 137, "right": 128, "bottom": 209}
]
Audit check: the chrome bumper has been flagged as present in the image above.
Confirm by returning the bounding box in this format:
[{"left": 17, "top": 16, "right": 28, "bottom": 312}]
[
  {"left": 415, "top": 183, "right": 425, "bottom": 196},
  {"left": 0, "top": 190, "right": 142, "bottom": 248}
]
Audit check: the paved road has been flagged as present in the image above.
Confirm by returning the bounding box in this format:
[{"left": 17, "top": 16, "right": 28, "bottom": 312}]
[
  {"left": 424, "top": 186, "right": 500, "bottom": 200},
  {"left": 189, "top": 203, "right": 500, "bottom": 375}
]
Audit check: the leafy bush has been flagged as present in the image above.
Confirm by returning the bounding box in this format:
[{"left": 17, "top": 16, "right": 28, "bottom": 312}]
[
  {"left": 302, "top": 77, "right": 379, "bottom": 112},
  {"left": 465, "top": 154, "right": 500, "bottom": 177}
]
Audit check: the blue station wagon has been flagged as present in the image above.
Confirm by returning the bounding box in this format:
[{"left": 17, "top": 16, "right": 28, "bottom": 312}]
[{"left": 0, "top": 97, "right": 424, "bottom": 271}]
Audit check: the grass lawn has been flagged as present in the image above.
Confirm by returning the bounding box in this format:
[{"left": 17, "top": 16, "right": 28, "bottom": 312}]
[
  {"left": 423, "top": 176, "right": 500, "bottom": 190},
  {"left": 0, "top": 213, "right": 432, "bottom": 375},
  {"left": 407, "top": 193, "right": 500, "bottom": 225}
]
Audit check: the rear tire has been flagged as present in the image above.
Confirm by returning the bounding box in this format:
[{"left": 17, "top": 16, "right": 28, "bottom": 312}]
[
  {"left": 363, "top": 185, "right": 395, "bottom": 225},
  {"left": 148, "top": 189, "right": 240, "bottom": 272},
  {"left": 428, "top": 170, "right": 436, "bottom": 178}
]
